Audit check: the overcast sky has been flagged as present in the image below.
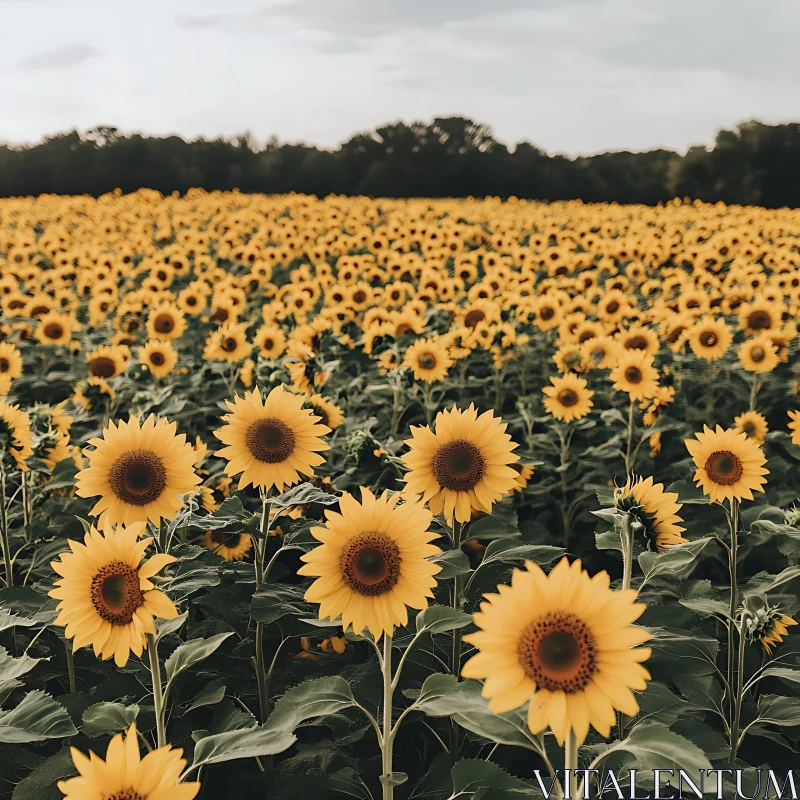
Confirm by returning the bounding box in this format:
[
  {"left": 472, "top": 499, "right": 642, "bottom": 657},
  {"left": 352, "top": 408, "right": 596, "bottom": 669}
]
[{"left": 1, "top": 0, "right": 799, "bottom": 155}]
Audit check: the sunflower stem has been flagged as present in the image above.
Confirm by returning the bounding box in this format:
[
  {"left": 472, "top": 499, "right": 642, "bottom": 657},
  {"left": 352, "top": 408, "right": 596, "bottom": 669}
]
[
  {"left": 731, "top": 613, "right": 746, "bottom": 762},
  {"left": 558, "top": 426, "right": 571, "bottom": 548},
  {"left": 726, "top": 499, "right": 740, "bottom": 741},
  {"left": 450, "top": 520, "right": 463, "bottom": 763},
  {"left": 624, "top": 401, "right": 635, "bottom": 482},
  {"left": 749, "top": 379, "right": 762, "bottom": 412},
  {"left": 564, "top": 728, "right": 578, "bottom": 800},
  {"left": 65, "top": 642, "right": 76, "bottom": 693},
  {"left": 381, "top": 633, "right": 394, "bottom": 800},
  {"left": 0, "top": 463, "right": 12, "bottom": 588},
  {"left": 146, "top": 633, "right": 166, "bottom": 749},
  {"left": 619, "top": 514, "right": 633, "bottom": 592},
  {"left": 254, "top": 489, "right": 272, "bottom": 732}
]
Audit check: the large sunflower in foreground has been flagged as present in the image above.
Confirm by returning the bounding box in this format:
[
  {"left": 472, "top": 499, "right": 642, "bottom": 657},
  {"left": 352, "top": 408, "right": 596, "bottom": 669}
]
[
  {"left": 615, "top": 476, "right": 686, "bottom": 551},
  {"left": 299, "top": 488, "right": 440, "bottom": 639},
  {"left": 542, "top": 373, "right": 594, "bottom": 422},
  {"left": 58, "top": 724, "right": 200, "bottom": 800},
  {"left": 49, "top": 524, "right": 179, "bottom": 667},
  {"left": 462, "top": 556, "right": 651, "bottom": 745},
  {"left": 76, "top": 415, "right": 200, "bottom": 526},
  {"left": 403, "top": 404, "right": 519, "bottom": 524},
  {"left": 685, "top": 425, "right": 768, "bottom": 503},
  {"left": 214, "top": 386, "right": 330, "bottom": 491}
]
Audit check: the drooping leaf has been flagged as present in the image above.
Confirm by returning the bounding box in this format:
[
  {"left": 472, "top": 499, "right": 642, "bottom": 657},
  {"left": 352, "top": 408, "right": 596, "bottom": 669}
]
[
  {"left": 413, "top": 606, "right": 472, "bottom": 635},
  {"left": 429, "top": 548, "right": 471, "bottom": 580},
  {"left": 639, "top": 536, "right": 716, "bottom": 587},
  {"left": 184, "top": 681, "right": 226, "bottom": 714},
  {"left": 756, "top": 695, "right": 800, "bottom": 726},
  {"left": 271, "top": 482, "right": 339, "bottom": 510}
]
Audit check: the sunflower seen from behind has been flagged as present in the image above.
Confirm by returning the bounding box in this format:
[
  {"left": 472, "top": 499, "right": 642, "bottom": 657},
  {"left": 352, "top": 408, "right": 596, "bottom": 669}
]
[
  {"left": 76, "top": 415, "right": 200, "bottom": 526},
  {"left": 49, "top": 524, "right": 179, "bottom": 667},
  {"left": 214, "top": 385, "right": 330, "bottom": 491},
  {"left": 615, "top": 476, "right": 686, "bottom": 551},
  {"left": 403, "top": 404, "right": 519, "bottom": 524},
  {"left": 685, "top": 425, "right": 768, "bottom": 503},
  {"left": 462, "top": 556, "right": 651, "bottom": 745},
  {"left": 542, "top": 373, "right": 594, "bottom": 422},
  {"left": 58, "top": 724, "right": 200, "bottom": 800},
  {"left": 299, "top": 488, "right": 440, "bottom": 639}
]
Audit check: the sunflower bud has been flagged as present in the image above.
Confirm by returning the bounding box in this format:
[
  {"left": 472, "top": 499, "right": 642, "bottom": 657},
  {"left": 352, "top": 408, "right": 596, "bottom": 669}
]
[{"left": 742, "top": 595, "right": 798, "bottom": 654}]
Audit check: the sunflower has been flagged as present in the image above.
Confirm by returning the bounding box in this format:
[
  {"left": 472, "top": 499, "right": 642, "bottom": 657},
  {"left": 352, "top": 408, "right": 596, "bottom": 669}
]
[
  {"left": 758, "top": 614, "right": 798, "bottom": 655},
  {"left": 214, "top": 386, "right": 330, "bottom": 491},
  {"left": 687, "top": 316, "right": 732, "bottom": 361},
  {"left": 0, "top": 342, "right": 22, "bottom": 382},
  {"left": 610, "top": 350, "right": 659, "bottom": 401},
  {"left": 86, "top": 345, "right": 127, "bottom": 379},
  {"left": 462, "top": 556, "right": 651, "bottom": 745},
  {"left": 203, "top": 322, "right": 251, "bottom": 362},
  {"left": 147, "top": 302, "right": 187, "bottom": 341},
  {"left": 139, "top": 339, "right": 178, "bottom": 379},
  {"left": 49, "top": 524, "right": 179, "bottom": 667},
  {"left": 542, "top": 374, "right": 594, "bottom": 422},
  {"left": 510, "top": 463, "right": 536, "bottom": 493},
  {"left": 738, "top": 299, "right": 779, "bottom": 334},
  {"left": 403, "top": 404, "right": 519, "bottom": 524},
  {"left": 306, "top": 394, "right": 345, "bottom": 430},
  {"left": 615, "top": 476, "right": 686, "bottom": 552},
  {"left": 404, "top": 338, "right": 453, "bottom": 383},
  {"left": 788, "top": 410, "right": 800, "bottom": 446},
  {"left": 76, "top": 415, "right": 201, "bottom": 526},
  {"left": 685, "top": 425, "right": 768, "bottom": 503},
  {"left": 35, "top": 310, "right": 72, "bottom": 345},
  {"left": 299, "top": 488, "right": 440, "bottom": 639},
  {"left": 734, "top": 410, "right": 768, "bottom": 445},
  {"left": 580, "top": 335, "right": 620, "bottom": 369},
  {"left": 738, "top": 335, "right": 779, "bottom": 374},
  {"left": 58, "top": 724, "right": 200, "bottom": 800},
  {"left": 202, "top": 529, "right": 252, "bottom": 561},
  {"left": 0, "top": 401, "right": 33, "bottom": 470}
]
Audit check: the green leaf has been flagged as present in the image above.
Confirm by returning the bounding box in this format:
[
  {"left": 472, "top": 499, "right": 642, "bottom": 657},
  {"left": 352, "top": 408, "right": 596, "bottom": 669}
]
[
  {"left": 429, "top": 548, "right": 471, "bottom": 580},
  {"left": 190, "top": 676, "right": 357, "bottom": 770},
  {"left": 678, "top": 597, "right": 733, "bottom": 622},
  {"left": 185, "top": 681, "right": 226, "bottom": 714},
  {"left": 744, "top": 566, "right": 800, "bottom": 596},
  {"left": 450, "top": 759, "right": 537, "bottom": 798},
  {"left": 0, "top": 646, "right": 45, "bottom": 682},
  {"left": 412, "top": 674, "right": 544, "bottom": 754},
  {"left": 82, "top": 702, "right": 139, "bottom": 737},
  {"left": 164, "top": 632, "right": 233, "bottom": 683},
  {"left": 251, "top": 585, "right": 314, "bottom": 624},
  {"left": 0, "top": 691, "right": 77, "bottom": 743},
  {"left": 189, "top": 497, "right": 260, "bottom": 534},
  {"left": 0, "top": 609, "right": 39, "bottom": 633},
  {"left": 665, "top": 480, "right": 709, "bottom": 504},
  {"left": 639, "top": 536, "right": 716, "bottom": 587},
  {"left": 381, "top": 773, "right": 408, "bottom": 787},
  {"left": 756, "top": 695, "right": 800, "bottom": 726},
  {"left": 475, "top": 541, "right": 562, "bottom": 569},
  {"left": 12, "top": 748, "right": 77, "bottom": 800},
  {"left": 155, "top": 611, "right": 188, "bottom": 643},
  {"left": 414, "top": 606, "right": 472, "bottom": 635},
  {"left": 463, "top": 506, "right": 519, "bottom": 542},
  {"left": 271, "top": 482, "right": 339, "bottom": 510},
  {"left": 593, "top": 719, "right": 712, "bottom": 774},
  {"left": 595, "top": 529, "right": 623, "bottom": 552}
]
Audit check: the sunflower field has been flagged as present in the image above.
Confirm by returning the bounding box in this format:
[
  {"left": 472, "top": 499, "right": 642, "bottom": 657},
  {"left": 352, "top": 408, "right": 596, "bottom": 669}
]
[{"left": 1, "top": 190, "right": 800, "bottom": 800}]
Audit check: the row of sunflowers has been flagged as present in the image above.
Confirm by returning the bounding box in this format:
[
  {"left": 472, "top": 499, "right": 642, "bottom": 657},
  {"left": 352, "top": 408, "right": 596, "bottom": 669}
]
[{"left": 0, "top": 190, "right": 799, "bottom": 799}]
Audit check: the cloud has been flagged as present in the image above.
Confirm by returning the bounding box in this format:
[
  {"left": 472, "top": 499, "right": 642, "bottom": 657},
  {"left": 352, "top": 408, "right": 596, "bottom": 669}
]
[{"left": 18, "top": 44, "right": 100, "bottom": 70}]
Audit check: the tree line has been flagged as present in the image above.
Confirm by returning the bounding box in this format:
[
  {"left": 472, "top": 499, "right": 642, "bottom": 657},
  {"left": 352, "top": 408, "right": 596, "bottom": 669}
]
[{"left": 1, "top": 116, "right": 799, "bottom": 207}]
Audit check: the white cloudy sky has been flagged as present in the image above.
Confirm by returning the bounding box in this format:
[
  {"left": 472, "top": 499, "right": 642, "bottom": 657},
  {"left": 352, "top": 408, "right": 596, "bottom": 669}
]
[{"left": 1, "top": 0, "right": 799, "bottom": 155}]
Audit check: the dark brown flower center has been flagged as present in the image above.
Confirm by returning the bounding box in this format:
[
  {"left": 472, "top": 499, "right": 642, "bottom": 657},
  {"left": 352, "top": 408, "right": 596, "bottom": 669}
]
[
  {"left": 150, "top": 352, "right": 165, "bottom": 366},
  {"left": 0, "top": 359, "right": 8, "bottom": 373},
  {"left": 432, "top": 439, "right": 486, "bottom": 492},
  {"left": 557, "top": 389, "right": 579, "bottom": 407},
  {"left": 742, "top": 422, "right": 756, "bottom": 437},
  {"left": 464, "top": 309, "right": 485, "bottom": 328},
  {"left": 625, "top": 335, "right": 647, "bottom": 350},
  {"left": 748, "top": 310, "right": 771, "bottom": 330},
  {"left": 211, "top": 307, "right": 229, "bottom": 323},
  {"left": 699, "top": 331, "right": 717, "bottom": 347},
  {"left": 419, "top": 353, "right": 437, "bottom": 370},
  {"left": 750, "top": 346, "right": 765, "bottom": 362},
  {"left": 540, "top": 306, "right": 555, "bottom": 320},
  {"left": 90, "top": 357, "right": 117, "bottom": 378},
  {"left": 606, "top": 301, "right": 619, "bottom": 314},
  {"left": 396, "top": 323, "right": 412, "bottom": 336},
  {"left": 108, "top": 790, "right": 146, "bottom": 800},
  {"left": 704, "top": 450, "right": 743, "bottom": 485},
  {"left": 517, "top": 611, "right": 597, "bottom": 693},
  {"left": 43, "top": 323, "right": 64, "bottom": 339},
  {"left": 154, "top": 314, "right": 175, "bottom": 334},
  {"left": 311, "top": 405, "right": 329, "bottom": 427},
  {"left": 624, "top": 366, "right": 642, "bottom": 384},
  {"left": 263, "top": 338, "right": 274, "bottom": 350},
  {"left": 222, "top": 337, "right": 238, "bottom": 352},
  {"left": 90, "top": 561, "right": 144, "bottom": 625},
  {"left": 211, "top": 529, "right": 241, "bottom": 548},
  {"left": 245, "top": 417, "right": 296, "bottom": 463},
  {"left": 109, "top": 450, "right": 167, "bottom": 505},
  {"left": 352, "top": 290, "right": 366, "bottom": 304},
  {"left": 340, "top": 532, "right": 401, "bottom": 596}
]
